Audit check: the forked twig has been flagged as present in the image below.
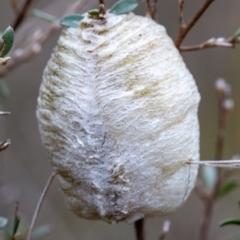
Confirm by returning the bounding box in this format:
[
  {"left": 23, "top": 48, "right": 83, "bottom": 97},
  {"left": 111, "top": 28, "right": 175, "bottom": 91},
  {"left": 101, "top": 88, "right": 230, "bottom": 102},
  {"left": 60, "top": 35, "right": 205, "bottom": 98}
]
[
  {"left": 179, "top": 37, "right": 240, "bottom": 51},
  {"left": 175, "top": 0, "right": 216, "bottom": 49},
  {"left": 0, "top": 0, "right": 89, "bottom": 77},
  {"left": 26, "top": 171, "right": 57, "bottom": 240}
]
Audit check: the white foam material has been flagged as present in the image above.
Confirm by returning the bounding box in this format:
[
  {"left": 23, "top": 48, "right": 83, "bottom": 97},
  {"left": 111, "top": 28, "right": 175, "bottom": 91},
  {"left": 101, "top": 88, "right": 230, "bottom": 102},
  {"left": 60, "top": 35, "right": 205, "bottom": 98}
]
[{"left": 36, "top": 13, "right": 201, "bottom": 223}]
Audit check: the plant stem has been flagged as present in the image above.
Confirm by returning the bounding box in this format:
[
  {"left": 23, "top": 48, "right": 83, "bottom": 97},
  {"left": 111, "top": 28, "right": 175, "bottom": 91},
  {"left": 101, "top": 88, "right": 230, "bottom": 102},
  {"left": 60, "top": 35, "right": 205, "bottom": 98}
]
[
  {"left": 12, "top": 0, "right": 37, "bottom": 31},
  {"left": 159, "top": 220, "right": 171, "bottom": 240},
  {"left": 175, "top": 0, "right": 216, "bottom": 48},
  {"left": 198, "top": 79, "right": 233, "bottom": 240},
  {"left": 146, "top": 0, "right": 158, "bottom": 20},
  {"left": 134, "top": 219, "right": 145, "bottom": 240},
  {"left": 26, "top": 171, "right": 57, "bottom": 240}
]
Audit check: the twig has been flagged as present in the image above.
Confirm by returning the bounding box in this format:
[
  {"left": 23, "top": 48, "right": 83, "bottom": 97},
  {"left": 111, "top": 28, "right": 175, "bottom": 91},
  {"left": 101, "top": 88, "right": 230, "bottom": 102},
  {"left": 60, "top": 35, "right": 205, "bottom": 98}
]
[
  {"left": 198, "top": 79, "right": 233, "bottom": 240},
  {"left": 159, "top": 220, "right": 171, "bottom": 240},
  {"left": 179, "top": 37, "right": 240, "bottom": 52},
  {"left": 188, "top": 160, "right": 240, "bottom": 168},
  {"left": 0, "top": 0, "right": 89, "bottom": 78},
  {"left": 175, "top": 0, "right": 216, "bottom": 49},
  {"left": 178, "top": 0, "right": 185, "bottom": 27},
  {"left": 214, "top": 79, "right": 233, "bottom": 160},
  {"left": 134, "top": 219, "right": 145, "bottom": 240},
  {"left": 26, "top": 171, "right": 57, "bottom": 240},
  {"left": 146, "top": 0, "right": 158, "bottom": 20},
  {"left": 12, "top": 0, "right": 37, "bottom": 31},
  {"left": 99, "top": 4, "right": 106, "bottom": 18},
  {"left": 0, "top": 139, "right": 11, "bottom": 151},
  {"left": 0, "top": 24, "right": 58, "bottom": 77},
  {"left": 0, "top": 111, "right": 10, "bottom": 115}
]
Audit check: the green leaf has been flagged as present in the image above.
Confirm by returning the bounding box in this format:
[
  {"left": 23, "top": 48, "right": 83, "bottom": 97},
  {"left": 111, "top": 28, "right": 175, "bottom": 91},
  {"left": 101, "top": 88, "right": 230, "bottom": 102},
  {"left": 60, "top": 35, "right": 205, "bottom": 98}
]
[
  {"left": 60, "top": 14, "right": 84, "bottom": 28},
  {"left": 31, "top": 9, "right": 57, "bottom": 23},
  {"left": 88, "top": 9, "right": 100, "bottom": 18},
  {"left": 0, "top": 217, "right": 8, "bottom": 229},
  {"left": 217, "top": 180, "right": 238, "bottom": 198},
  {"left": 0, "top": 80, "right": 10, "bottom": 99},
  {"left": 201, "top": 165, "right": 218, "bottom": 189},
  {"left": 0, "top": 26, "right": 14, "bottom": 58},
  {"left": 0, "top": 32, "right": 3, "bottom": 45},
  {"left": 12, "top": 203, "right": 20, "bottom": 237},
  {"left": 232, "top": 28, "right": 240, "bottom": 39},
  {"left": 31, "top": 225, "right": 51, "bottom": 240},
  {"left": 109, "top": 0, "right": 138, "bottom": 15},
  {"left": 219, "top": 218, "right": 240, "bottom": 227}
]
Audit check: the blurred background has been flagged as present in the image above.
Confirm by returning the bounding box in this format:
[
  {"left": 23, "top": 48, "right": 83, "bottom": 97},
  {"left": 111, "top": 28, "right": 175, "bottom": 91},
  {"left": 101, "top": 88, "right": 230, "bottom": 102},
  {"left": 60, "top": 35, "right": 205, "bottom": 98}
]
[{"left": 0, "top": 0, "right": 240, "bottom": 239}]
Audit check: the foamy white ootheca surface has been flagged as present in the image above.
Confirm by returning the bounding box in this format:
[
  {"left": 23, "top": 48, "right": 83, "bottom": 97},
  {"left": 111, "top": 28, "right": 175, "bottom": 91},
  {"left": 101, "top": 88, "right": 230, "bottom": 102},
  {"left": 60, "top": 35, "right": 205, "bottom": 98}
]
[{"left": 36, "top": 13, "right": 200, "bottom": 223}]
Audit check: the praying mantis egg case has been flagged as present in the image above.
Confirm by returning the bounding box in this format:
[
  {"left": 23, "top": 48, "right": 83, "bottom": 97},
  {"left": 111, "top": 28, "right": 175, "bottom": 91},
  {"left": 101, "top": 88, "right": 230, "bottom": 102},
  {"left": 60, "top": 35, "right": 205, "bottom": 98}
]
[{"left": 36, "top": 12, "right": 200, "bottom": 223}]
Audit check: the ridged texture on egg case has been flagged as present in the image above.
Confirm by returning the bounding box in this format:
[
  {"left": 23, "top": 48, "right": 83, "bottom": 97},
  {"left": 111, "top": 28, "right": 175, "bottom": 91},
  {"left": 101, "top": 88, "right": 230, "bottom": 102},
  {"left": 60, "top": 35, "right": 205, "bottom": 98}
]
[{"left": 36, "top": 13, "right": 200, "bottom": 223}]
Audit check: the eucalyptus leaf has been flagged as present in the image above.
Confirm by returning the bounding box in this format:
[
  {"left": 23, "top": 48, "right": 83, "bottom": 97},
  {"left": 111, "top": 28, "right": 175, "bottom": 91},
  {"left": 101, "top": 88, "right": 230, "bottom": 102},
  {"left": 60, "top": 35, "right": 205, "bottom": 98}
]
[
  {"left": 0, "top": 26, "right": 14, "bottom": 58},
  {"left": 31, "top": 9, "right": 57, "bottom": 23},
  {"left": 60, "top": 14, "right": 84, "bottom": 28},
  {"left": 31, "top": 225, "right": 51, "bottom": 240},
  {"left": 233, "top": 28, "right": 240, "bottom": 39},
  {"left": 217, "top": 180, "right": 238, "bottom": 198},
  {"left": 0, "top": 80, "right": 10, "bottom": 99},
  {"left": 0, "top": 217, "right": 8, "bottom": 229},
  {"left": 88, "top": 9, "right": 100, "bottom": 18},
  {"left": 0, "top": 32, "right": 3, "bottom": 45},
  {"left": 201, "top": 165, "right": 217, "bottom": 189},
  {"left": 12, "top": 205, "right": 20, "bottom": 237},
  {"left": 220, "top": 218, "right": 240, "bottom": 227},
  {"left": 109, "top": 0, "right": 138, "bottom": 15}
]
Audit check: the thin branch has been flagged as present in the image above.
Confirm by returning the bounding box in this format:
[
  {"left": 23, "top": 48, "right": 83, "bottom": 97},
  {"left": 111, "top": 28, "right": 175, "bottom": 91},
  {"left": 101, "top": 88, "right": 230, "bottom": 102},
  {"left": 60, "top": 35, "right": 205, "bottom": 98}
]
[
  {"left": 179, "top": 37, "right": 240, "bottom": 52},
  {"left": 214, "top": 79, "right": 233, "bottom": 161},
  {"left": 26, "top": 171, "right": 57, "bottom": 240},
  {"left": 198, "top": 79, "right": 233, "bottom": 240},
  {"left": 134, "top": 219, "right": 145, "bottom": 240},
  {"left": 146, "top": 0, "right": 158, "bottom": 20},
  {"left": 12, "top": 0, "right": 37, "bottom": 31},
  {"left": 188, "top": 160, "right": 240, "bottom": 168},
  {"left": 0, "top": 24, "right": 58, "bottom": 77},
  {"left": 0, "top": 111, "right": 10, "bottom": 115},
  {"left": 159, "top": 220, "right": 171, "bottom": 240},
  {"left": 0, "top": 0, "right": 89, "bottom": 78},
  {"left": 178, "top": 0, "right": 185, "bottom": 27},
  {"left": 99, "top": 4, "right": 106, "bottom": 18},
  {"left": 175, "top": 0, "right": 216, "bottom": 48}
]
